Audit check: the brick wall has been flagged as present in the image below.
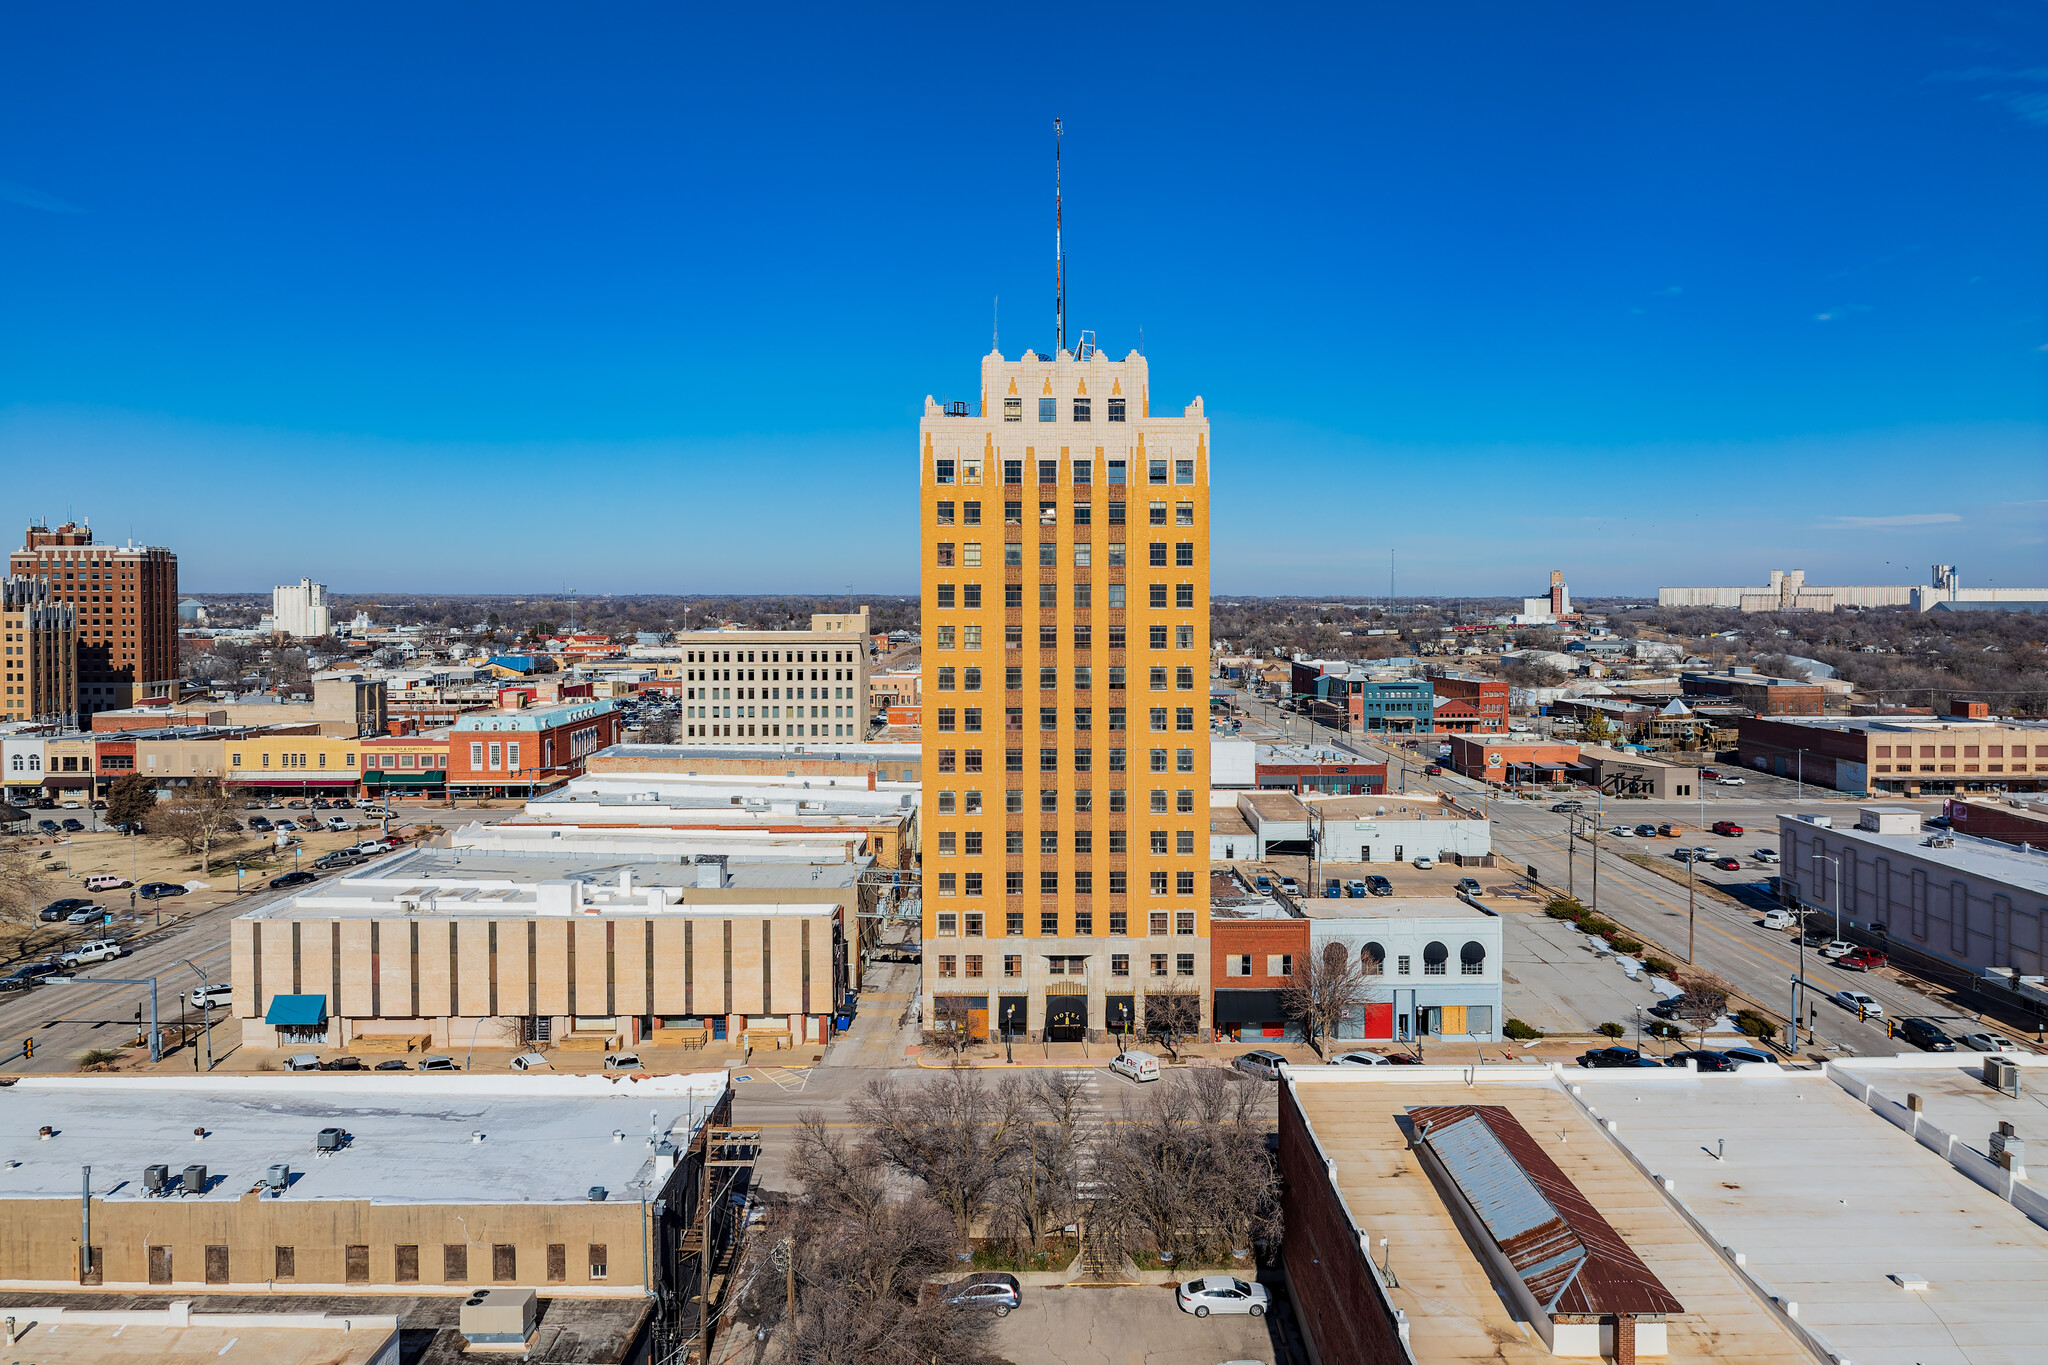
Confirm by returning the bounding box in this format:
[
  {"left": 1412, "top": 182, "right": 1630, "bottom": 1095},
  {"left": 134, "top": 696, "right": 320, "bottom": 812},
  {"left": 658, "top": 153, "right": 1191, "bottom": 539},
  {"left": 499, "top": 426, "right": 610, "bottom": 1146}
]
[
  {"left": 1211, "top": 918, "right": 1310, "bottom": 990},
  {"left": 1279, "top": 1084, "right": 1410, "bottom": 1365}
]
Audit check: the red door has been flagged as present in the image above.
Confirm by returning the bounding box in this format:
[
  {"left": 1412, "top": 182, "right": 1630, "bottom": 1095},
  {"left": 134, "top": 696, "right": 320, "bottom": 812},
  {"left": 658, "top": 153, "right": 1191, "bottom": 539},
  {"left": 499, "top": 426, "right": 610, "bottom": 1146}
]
[{"left": 1364, "top": 1002, "right": 1394, "bottom": 1040}]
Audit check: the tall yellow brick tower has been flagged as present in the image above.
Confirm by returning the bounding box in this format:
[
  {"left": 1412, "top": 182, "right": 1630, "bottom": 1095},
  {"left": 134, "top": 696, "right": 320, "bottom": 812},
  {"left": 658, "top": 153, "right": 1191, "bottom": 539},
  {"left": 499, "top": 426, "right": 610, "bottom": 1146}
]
[{"left": 919, "top": 339, "right": 1211, "bottom": 1042}]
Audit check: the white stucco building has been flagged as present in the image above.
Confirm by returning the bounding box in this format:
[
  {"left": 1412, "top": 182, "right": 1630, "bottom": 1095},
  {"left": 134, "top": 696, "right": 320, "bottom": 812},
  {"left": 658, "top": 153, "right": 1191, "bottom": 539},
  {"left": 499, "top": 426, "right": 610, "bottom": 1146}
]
[{"left": 272, "top": 578, "right": 331, "bottom": 639}]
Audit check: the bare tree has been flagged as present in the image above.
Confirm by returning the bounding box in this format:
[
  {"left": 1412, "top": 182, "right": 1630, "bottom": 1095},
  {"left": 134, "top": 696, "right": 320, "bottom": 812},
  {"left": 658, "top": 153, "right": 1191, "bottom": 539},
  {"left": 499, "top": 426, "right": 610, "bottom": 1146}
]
[
  {"left": 990, "top": 1069, "right": 1098, "bottom": 1253},
  {"left": 1280, "top": 938, "right": 1371, "bottom": 1057},
  {"left": 0, "top": 840, "right": 52, "bottom": 938},
  {"left": 637, "top": 709, "right": 680, "bottom": 744},
  {"left": 920, "top": 994, "right": 975, "bottom": 1063},
  {"left": 731, "top": 1122, "right": 1006, "bottom": 1365},
  {"left": 148, "top": 780, "right": 246, "bottom": 874},
  {"left": 851, "top": 1071, "right": 1029, "bottom": 1243},
  {"left": 1671, "top": 969, "right": 1732, "bottom": 1048},
  {"left": 1142, "top": 977, "right": 1204, "bottom": 1058},
  {"left": 1091, "top": 1071, "right": 1280, "bottom": 1266}
]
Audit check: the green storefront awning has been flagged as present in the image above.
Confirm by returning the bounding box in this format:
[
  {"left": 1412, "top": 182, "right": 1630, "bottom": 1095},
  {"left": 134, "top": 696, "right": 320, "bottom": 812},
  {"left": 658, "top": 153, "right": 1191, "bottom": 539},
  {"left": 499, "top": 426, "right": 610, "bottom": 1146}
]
[
  {"left": 264, "top": 994, "right": 328, "bottom": 1026},
  {"left": 362, "top": 770, "right": 445, "bottom": 786}
]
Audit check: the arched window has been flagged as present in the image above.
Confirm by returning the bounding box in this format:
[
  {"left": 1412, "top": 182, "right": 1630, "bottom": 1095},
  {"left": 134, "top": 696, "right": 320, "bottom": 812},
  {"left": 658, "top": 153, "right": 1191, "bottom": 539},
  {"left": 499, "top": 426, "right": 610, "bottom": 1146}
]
[
  {"left": 1423, "top": 941, "right": 1448, "bottom": 976},
  {"left": 1460, "top": 941, "right": 1487, "bottom": 976},
  {"left": 1361, "top": 942, "right": 1385, "bottom": 976}
]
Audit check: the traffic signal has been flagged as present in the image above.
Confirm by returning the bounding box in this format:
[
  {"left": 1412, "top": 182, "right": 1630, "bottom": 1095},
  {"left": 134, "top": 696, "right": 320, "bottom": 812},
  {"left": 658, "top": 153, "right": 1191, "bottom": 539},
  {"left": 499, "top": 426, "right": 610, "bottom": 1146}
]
[{"left": 23, "top": 1037, "right": 33, "bottom": 1059}]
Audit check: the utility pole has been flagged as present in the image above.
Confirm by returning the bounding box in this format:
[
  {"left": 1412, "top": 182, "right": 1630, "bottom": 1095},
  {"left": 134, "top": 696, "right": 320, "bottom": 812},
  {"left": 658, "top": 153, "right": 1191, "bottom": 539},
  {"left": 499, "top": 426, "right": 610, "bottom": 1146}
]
[{"left": 1686, "top": 849, "right": 1696, "bottom": 965}]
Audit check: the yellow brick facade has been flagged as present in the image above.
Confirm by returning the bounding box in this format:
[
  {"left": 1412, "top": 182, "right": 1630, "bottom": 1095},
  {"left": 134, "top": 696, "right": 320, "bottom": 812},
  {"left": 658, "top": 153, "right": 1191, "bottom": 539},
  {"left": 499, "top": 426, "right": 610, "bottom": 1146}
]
[
  {"left": 224, "top": 733, "right": 362, "bottom": 785},
  {"left": 920, "top": 346, "right": 1211, "bottom": 1040}
]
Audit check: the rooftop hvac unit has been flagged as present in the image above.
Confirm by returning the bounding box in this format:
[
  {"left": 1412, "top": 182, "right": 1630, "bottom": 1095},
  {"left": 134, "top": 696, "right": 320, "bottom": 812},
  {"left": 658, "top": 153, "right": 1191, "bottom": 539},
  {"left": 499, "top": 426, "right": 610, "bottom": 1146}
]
[
  {"left": 315, "top": 1127, "right": 346, "bottom": 1151},
  {"left": 1985, "top": 1057, "right": 2021, "bottom": 1094},
  {"left": 143, "top": 1164, "right": 170, "bottom": 1195},
  {"left": 587, "top": 1185, "right": 609, "bottom": 1202},
  {"left": 264, "top": 1163, "right": 291, "bottom": 1192},
  {"left": 181, "top": 1164, "right": 208, "bottom": 1194}
]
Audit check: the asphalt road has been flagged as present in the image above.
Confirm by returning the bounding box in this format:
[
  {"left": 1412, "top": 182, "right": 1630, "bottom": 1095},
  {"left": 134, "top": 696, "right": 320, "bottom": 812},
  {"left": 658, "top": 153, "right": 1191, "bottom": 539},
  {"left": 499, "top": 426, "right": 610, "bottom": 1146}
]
[
  {"left": 0, "top": 812, "right": 511, "bottom": 1073},
  {"left": 1215, "top": 685, "right": 1998, "bottom": 1055}
]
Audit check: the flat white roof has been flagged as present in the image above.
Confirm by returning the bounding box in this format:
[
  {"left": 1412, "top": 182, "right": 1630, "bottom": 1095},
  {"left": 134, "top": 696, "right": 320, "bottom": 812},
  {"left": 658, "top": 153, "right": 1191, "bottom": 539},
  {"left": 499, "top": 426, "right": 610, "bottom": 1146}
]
[
  {"left": 1780, "top": 815, "right": 2048, "bottom": 897},
  {"left": 1, "top": 1073, "right": 728, "bottom": 1205}
]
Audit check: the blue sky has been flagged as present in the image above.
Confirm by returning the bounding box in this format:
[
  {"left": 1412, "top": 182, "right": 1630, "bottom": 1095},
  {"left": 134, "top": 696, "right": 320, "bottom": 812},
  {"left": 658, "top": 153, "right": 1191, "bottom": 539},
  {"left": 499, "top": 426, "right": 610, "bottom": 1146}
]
[{"left": 2, "top": 4, "right": 2043, "bottom": 598}]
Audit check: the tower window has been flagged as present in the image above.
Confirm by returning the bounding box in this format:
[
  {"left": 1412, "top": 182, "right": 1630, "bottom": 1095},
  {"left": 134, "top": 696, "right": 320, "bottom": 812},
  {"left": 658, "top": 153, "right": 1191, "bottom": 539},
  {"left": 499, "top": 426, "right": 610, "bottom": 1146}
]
[
  {"left": 1072, "top": 397, "right": 1091, "bottom": 421},
  {"left": 1004, "top": 398, "right": 1022, "bottom": 422},
  {"left": 1108, "top": 397, "right": 1126, "bottom": 421},
  {"left": 1039, "top": 398, "right": 1057, "bottom": 422}
]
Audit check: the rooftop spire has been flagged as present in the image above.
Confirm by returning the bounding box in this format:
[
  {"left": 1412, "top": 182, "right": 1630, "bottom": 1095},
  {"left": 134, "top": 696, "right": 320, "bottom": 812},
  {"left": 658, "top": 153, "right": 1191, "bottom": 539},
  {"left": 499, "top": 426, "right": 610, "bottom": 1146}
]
[{"left": 1054, "top": 116, "right": 1065, "bottom": 355}]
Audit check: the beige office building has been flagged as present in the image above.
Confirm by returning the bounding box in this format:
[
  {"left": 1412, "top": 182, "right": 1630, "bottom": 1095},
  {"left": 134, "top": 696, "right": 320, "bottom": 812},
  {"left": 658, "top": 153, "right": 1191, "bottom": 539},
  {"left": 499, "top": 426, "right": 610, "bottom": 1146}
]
[
  {"left": 674, "top": 609, "right": 872, "bottom": 743},
  {"left": 2, "top": 576, "right": 78, "bottom": 726},
  {"left": 920, "top": 342, "right": 1213, "bottom": 1042}
]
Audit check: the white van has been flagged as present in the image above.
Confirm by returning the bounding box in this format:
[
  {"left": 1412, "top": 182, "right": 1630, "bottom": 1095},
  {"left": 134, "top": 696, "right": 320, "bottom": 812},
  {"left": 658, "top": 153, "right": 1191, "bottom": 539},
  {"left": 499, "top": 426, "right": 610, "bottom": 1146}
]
[
  {"left": 83, "top": 874, "right": 132, "bottom": 892},
  {"left": 509, "top": 1052, "right": 551, "bottom": 1071},
  {"left": 1109, "top": 1050, "right": 1161, "bottom": 1083},
  {"left": 1760, "top": 909, "right": 1798, "bottom": 931}
]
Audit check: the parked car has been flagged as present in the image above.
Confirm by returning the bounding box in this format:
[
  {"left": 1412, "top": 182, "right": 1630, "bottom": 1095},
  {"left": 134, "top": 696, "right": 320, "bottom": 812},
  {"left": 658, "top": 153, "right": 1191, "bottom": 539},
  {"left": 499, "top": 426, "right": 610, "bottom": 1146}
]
[
  {"left": 1712, "top": 858, "right": 1743, "bottom": 872},
  {"left": 1832, "top": 989, "right": 1884, "bottom": 1017},
  {"left": 332, "top": 798, "right": 354, "bottom": 809},
  {"left": 419, "top": 1055, "right": 459, "bottom": 1071},
  {"left": 1344, "top": 879, "right": 1367, "bottom": 898},
  {"left": 1701, "top": 769, "right": 1721, "bottom": 780},
  {"left": 322, "top": 1055, "right": 366, "bottom": 1071},
  {"left": 1647, "top": 998, "right": 1682, "bottom": 1020},
  {"left": 1898, "top": 1018, "right": 1956, "bottom": 1052},
  {"left": 65, "top": 906, "right": 107, "bottom": 925},
  {"left": 287, "top": 800, "right": 309, "bottom": 810},
  {"left": 269, "top": 871, "right": 318, "bottom": 890},
  {"left": 1278, "top": 877, "right": 1301, "bottom": 895},
  {"left": 285, "top": 1053, "right": 324, "bottom": 1071},
  {"left": 1412, "top": 856, "right": 1435, "bottom": 869},
  {"left": 1718, "top": 776, "right": 1746, "bottom": 786},
  {"left": 1423, "top": 764, "right": 1443, "bottom": 775},
  {"left": 1550, "top": 801, "right": 1584, "bottom": 813},
  {"left": 315, "top": 851, "right": 367, "bottom": 871},
  {"left": 58, "top": 940, "right": 122, "bottom": 967},
  {"left": 1334, "top": 1050, "right": 1393, "bottom": 1067},
  {"left": 1607, "top": 825, "right": 1634, "bottom": 838},
  {"left": 1838, "top": 948, "right": 1888, "bottom": 971},
  {"left": 510, "top": 1052, "right": 553, "bottom": 1071},
  {"left": 1176, "top": 1276, "right": 1270, "bottom": 1318},
  {"left": 373, "top": 1058, "right": 410, "bottom": 1071},
  {"left": 1578, "top": 1047, "right": 1655, "bottom": 1068},
  {"left": 1760, "top": 908, "right": 1798, "bottom": 930},
  {"left": 248, "top": 817, "right": 274, "bottom": 832},
  {"left": 360, "top": 804, "right": 391, "bottom": 817},
  {"left": 1710, "top": 821, "right": 1744, "bottom": 837},
  {"left": 88, "top": 871, "right": 136, "bottom": 890},
  {"left": 1753, "top": 848, "right": 1779, "bottom": 864},
  {"left": 191, "top": 982, "right": 233, "bottom": 1009},
  {"left": 603, "top": 1052, "right": 645, "bottom": 1071},
  {"left": 1457, "top": 877, "right": 1484, "bottom": 896},
  {"left": 1815, "top": 940, "right": 1854, "bottom": 960},
  {"left": 1953, "top": 1031, "right": 2020, "bottom": 1053},
  {"left": 36, "top": 819, "right": 61, "bottom": 834},
  {"left": 1633, "top": 824, "right": 1659, "bottom": 837},
  {"left": 1657, "top": 824, "right": 1682, "bottom": 837},
  {"left": 1364, "top": 875, "right": 1393, "bottom": 896},
  {"left": 1669, "top": 1050, "right": 1737, "bottom": 1072},
  {"left": 326, "top": 817, "right": 353, "bottom": 832},
  {"left": 39, "top": 898, "right": 91, "bottom": 922},
  {"left": 311, "top": 798, "right": 332, "bottom": 810},
  {"left": 1253, "top": 874, "right": 1272, "bottom": 894},
  {"left": 1719, "top": 1047, "right": 1776, "bottom": 1067},
  {"left": 138, "top": 882, "right": 186, "bottom": 899},
  {"left": 945, "top": 1273, "right": 1022, "bottom": 1316},
  {"left": 1233, "top": 1049, "right": 1286, "bottom": 1080},
  {"left": 1109, "top": 1049, "right": 1161, "bottom": 1082},
  {"left": 60, "top": 819, "right": 86, "bottom": 833},
  {"left": 273, "top": 819, "right": 299, "bottom": 832}
]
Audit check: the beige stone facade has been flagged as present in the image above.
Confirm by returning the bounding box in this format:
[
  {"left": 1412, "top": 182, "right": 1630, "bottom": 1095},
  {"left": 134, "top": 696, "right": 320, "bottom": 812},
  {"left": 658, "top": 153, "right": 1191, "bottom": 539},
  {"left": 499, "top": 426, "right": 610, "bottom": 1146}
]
[
  {"left": 2, "top": 575, "right": 78, "bottom": 726},
  {"left": 671, "top": 609, "right": 873, "bottom": 743}
]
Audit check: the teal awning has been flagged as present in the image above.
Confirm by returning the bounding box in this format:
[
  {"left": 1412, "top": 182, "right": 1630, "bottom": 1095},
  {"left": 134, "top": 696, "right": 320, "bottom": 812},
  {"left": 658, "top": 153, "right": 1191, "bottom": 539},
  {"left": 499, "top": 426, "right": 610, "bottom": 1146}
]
[{"left": 265, "top": 994, "right": 328, "bottom": 1026}]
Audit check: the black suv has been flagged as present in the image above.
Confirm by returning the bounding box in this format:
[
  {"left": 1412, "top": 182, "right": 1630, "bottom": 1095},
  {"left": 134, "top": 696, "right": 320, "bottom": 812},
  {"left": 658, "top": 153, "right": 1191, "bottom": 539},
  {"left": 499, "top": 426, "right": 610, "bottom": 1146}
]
[
  {"left": 1364, "top": 875, "right": 1393, "bottom": 896},
  {"left": 39, "top": 898, "right": 92, "bottom": 922},
  {"left": 0, "top": 960, "right": 63, "bottom": 991},
  {"left": 1577, "top": 1047, "right": 1660, "bottom": 1068},
  {"left": 1898, "top": 1017, "right": 1955, "bottom": 1052}
]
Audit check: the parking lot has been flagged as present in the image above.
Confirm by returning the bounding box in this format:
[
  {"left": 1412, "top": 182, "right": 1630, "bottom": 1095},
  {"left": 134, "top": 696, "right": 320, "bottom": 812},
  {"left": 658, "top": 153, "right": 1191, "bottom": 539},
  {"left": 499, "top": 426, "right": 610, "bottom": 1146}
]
[{"left": 987, "top": 1284, "right": 1288, "bottom": 1365}]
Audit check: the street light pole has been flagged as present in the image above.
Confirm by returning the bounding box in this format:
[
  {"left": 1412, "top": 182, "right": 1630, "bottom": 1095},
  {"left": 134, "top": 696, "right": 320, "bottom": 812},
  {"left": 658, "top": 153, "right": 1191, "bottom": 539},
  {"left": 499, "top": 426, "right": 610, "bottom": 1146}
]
[
  {"left": 180, "top": 958, "right": 214, "bottom": 1072},
  {"left": 1810, "top": 852, "right": 1843, "bottom": 942}
]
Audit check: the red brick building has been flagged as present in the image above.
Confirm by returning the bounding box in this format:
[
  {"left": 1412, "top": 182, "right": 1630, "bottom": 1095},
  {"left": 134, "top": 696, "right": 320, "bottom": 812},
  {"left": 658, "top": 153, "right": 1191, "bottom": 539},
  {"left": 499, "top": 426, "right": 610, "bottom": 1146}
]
[
  {"left": 1211, "top": 869, "right": 1310, "bottom": 1041},
  {"left": 446, "top": 695, "right": 621, "bottom": 799},
  {"left": 9, "top": 521, "right": 178, "bottom": 718},
  {"left": 1448, "top": 735, "right": 1580, "bottom": 785},
  {"left": 1425, "top": 671, "right": 1510, "bottom": 733},
  {"left": 1255, "top": 758, "right": 1386, "bottom": 795}
]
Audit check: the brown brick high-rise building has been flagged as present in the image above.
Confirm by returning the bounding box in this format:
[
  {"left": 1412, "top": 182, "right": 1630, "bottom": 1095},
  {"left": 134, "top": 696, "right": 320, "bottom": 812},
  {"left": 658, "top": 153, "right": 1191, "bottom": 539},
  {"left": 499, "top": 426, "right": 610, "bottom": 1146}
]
[
  {"left": 920, "top": 343, "right": 1212, "bottom": 1042},
  {"left": 9, "top": 521, "right": 179, "bottom": 719}
]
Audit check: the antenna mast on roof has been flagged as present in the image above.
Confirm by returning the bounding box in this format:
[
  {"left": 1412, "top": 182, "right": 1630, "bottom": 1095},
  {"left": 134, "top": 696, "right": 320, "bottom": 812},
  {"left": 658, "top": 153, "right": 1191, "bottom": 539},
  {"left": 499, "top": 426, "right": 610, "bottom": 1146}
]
[{"left": 1054, "top": 117, "right": 1065, "bottom": 356}]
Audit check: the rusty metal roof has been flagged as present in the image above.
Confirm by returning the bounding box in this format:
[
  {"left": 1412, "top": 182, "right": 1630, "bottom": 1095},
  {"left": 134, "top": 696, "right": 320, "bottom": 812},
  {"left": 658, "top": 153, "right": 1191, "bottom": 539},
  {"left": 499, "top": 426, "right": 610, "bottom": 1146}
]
[{"left": 1410, "top": 1104, "right": 1684, "bottom": 1319}]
